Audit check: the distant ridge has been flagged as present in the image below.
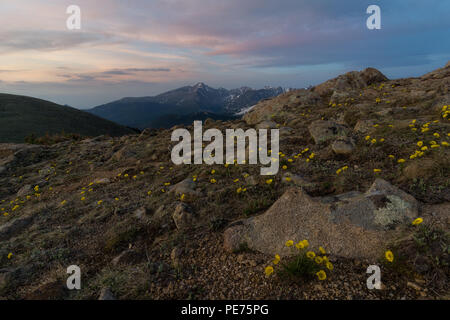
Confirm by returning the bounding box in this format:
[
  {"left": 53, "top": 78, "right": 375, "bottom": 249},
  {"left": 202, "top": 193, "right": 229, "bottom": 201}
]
[{"left": 0, "top": 93, "right": 136, "bottom": 143}]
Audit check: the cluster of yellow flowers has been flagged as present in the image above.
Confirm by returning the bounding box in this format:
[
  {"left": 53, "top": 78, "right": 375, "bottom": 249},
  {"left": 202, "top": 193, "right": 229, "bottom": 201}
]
[
  {"left": 236, "top": 187, "right": 247, "bottom": 194},
  {"left": 1, "top": 183, "right": 53, "bottom": 217},
  {"left": 365, "top": 135, "right": 385, "bottom": 145},
  {"left": 265, "top": 239, "right": 333, "bottom": 281},
  {"left": 441, "top": 105, "right": 449, "bottom": 119},
  {"left": 336, "top": 166, "right": 349, "bottom": 175}
]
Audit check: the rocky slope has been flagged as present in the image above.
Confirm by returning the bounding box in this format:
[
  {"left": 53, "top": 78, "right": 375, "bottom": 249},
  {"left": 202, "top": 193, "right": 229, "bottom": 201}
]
[{"left": 0, "top": 63, "right": 449, "bottom": 300}]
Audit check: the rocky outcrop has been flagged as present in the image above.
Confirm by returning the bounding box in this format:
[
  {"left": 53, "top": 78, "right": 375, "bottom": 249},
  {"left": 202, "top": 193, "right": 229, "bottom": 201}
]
[
  {"left": 0, "top": 144, "right": 44, "bottom": 168},
  {"left": 313, "top": 68, "right": 388, "bottom": 96},
  {"left": 223, "top": 179, "right": 418, "bottom": 260}
]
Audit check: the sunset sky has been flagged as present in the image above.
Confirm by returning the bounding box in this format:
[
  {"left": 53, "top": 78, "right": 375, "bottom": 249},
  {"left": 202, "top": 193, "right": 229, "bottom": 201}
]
[{"left": 0, "top": 0, "right": 449, "bottom": 108}]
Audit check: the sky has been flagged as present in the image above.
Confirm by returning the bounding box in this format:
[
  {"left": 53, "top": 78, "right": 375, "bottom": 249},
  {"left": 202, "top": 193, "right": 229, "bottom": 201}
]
[{"left": 0, "top": 0, "right": 449, "bottom": 109}]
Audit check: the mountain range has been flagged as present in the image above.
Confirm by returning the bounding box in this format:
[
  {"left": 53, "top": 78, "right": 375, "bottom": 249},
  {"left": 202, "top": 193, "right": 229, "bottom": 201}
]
[{"left": 87, "top": 83, "right": 285, "bottom": 129}]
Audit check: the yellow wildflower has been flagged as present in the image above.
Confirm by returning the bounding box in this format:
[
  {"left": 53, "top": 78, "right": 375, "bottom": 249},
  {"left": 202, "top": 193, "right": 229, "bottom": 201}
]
[
  {"left": 326, "top": 262, "right": 334, "bottom": 271},
  {"left": 273, "top": 254, "right": 281, "bottom": 265},
  {"left": 285, "top": 240, "right": 294, "bottom": 247},
  {"left": 265, "top": 266, "right": 274, "bottom": 276},
  {"left": 295, "top": 242, "right": 304, "bottom": 250},
  {"left": 316, "top": 270, "right": 327, "bottom": 280},
  {"left": 301, "top": 239, "right": 309, "bottom": 248},
  {"left": 306, "top": 251, "right": 316, "bottom": 259},
  {"left": 385, "top": 250, "right": 394, "bottom": 262},
  {"left": 412, "top": 217, "right": 423, "bottom": 226}
]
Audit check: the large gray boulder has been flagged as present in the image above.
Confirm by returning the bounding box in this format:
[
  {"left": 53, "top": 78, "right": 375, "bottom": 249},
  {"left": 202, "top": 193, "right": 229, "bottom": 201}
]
[{"left": 223, "top": 179, "right": 418, "bottom": 260}]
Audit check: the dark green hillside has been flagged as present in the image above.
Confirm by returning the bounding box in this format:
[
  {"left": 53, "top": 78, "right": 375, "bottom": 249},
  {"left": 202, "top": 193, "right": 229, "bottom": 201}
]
[{"left": 0, "top": 93, "right": 136, "bottom": 143}]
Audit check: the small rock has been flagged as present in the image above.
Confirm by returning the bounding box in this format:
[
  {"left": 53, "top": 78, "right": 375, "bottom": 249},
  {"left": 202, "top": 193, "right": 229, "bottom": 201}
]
[
  {"left": 94, "top": 178, "right": 110, "bottom": 185},
  {"left": 169, "top": 178, "right": 201, "bottom": 198},
  {"left": 354, "top": 119, "right": 376, "bottom": 134},
  {"left": 308, "top": 120, "right": 348, "bottom": 144},
  {"left": 98, "top": 287, "right": 116, "bottom": 300},
  {"left": 172, "top": 203, "right": 194, "bottom": 230},
  {"left": 407, "top": 282, "right": 423, "bottom": 291},
  {"left": 111, "top": 249, "right": 141, "bottom": 266},
  {"left": 331, "top": 137, "right": 355, "bottom": 155},
  {"left": 255, "top": 120, "right": 277, "bottom": 130},
  {"left": 0, "top": 269, "right": 13, "bottom": 292},
  {"left": 282, "top": 173, "right": 318, "bottom": 193},
  {"left": 134, "top": 207, "right": 148, "bottom": 220},
  {"left": 17, "top": 184, "right": 32, "bottom": 197},
  {"left": 223, "top": 223, "right": 247, "bottom": 253},
  {"left": 171, "top": 247, "right": 183, "bottom": 267}
]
